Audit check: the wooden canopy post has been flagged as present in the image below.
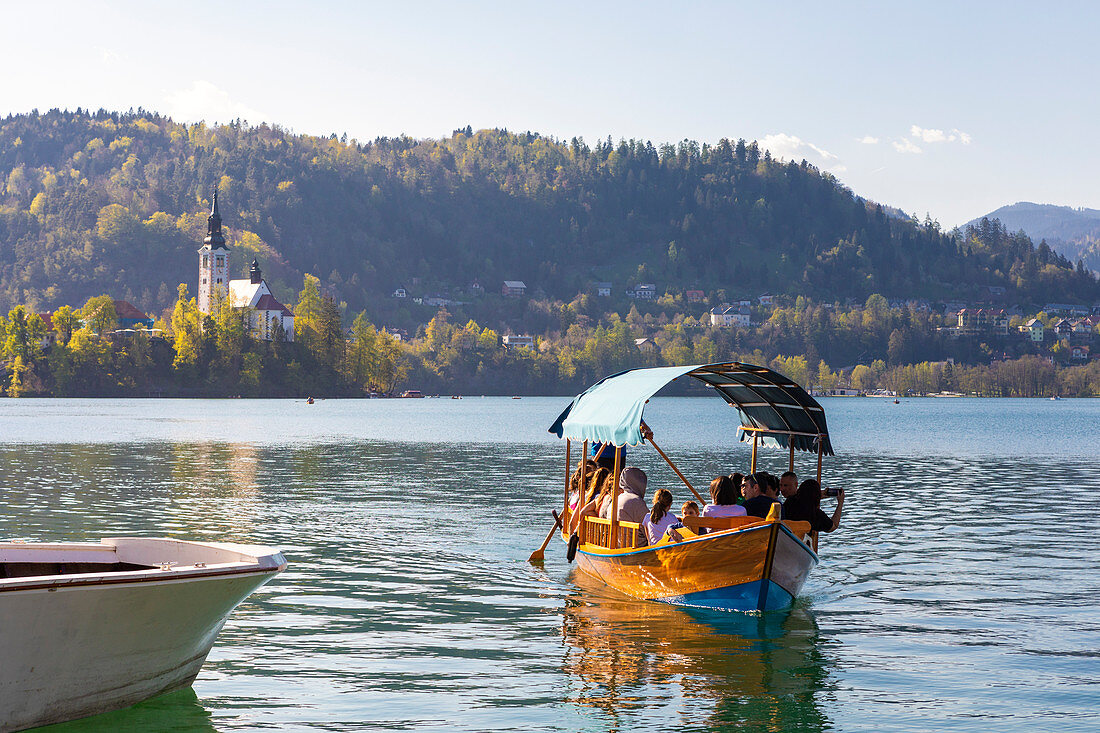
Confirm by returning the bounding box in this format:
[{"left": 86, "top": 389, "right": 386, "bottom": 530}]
[
  {"left": 816, "top": 437, "right": 823, "bottom": 483},
  {"left": 563, "top": 439, "right": 571, "bottom": 534},
  {"left": 579, "top": 440, "right": 588, "bottom": 542},
  {"left": 789, "top": 443, "right": 795, "bottom": 473},
  {"left": 751, "top": 432, "right": 759, "bottom": 473},
  {"left": 646, "top": 434, "right": 706, "bottom": 505},
  {"left": 610, "top": 446, "right": 621, "bottom": 549}
]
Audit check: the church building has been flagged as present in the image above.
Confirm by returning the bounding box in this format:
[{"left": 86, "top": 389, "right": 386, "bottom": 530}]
[{"left": 197, "top": 192, "right": 295, "bottom": 341}]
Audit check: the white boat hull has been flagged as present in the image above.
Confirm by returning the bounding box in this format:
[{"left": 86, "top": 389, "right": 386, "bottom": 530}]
[{"left": 0, "top": 538, "right": 285, "bottom": 732}]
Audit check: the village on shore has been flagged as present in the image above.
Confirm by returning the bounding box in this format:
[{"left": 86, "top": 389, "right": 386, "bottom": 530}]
[{"left": 3, "top": 194, "right": 1100, "bottom": 398}]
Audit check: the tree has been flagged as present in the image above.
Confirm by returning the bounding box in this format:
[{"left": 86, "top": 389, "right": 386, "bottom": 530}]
[
  {"left": 79, "top": 295, "right": 118, "bottom": 335},
  {"left": 51, "top": 305, "right": 78, "bottom": 346},
  {"left": 316, "top": 294, "right": 344, "bottom": 370},
  {"left": 4, "top": 306, "right": 46, "bottom": 363},
  {"left": 213, "top": 291, "right": 245, "bottom": 371},
  {"left": 294, "top": 274, "right": 323, "bottom": 346},
  {"left": 850, "top": 364, "right": 874, "bottom": 391},
  {"left": 171, "top": 284, "right": 203, "bottom": 369}
]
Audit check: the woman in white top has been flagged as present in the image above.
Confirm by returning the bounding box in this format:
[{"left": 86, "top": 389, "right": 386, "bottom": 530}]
[
  {"left": 702, "top": 475, "right": 747, "bottom": 517},
  {"left": 643, "top": 488, "right": 682, "bottom": 545}
]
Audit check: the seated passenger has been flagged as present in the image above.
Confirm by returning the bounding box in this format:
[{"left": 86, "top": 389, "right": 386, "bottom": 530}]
[
  {"left": 702, "top": 475, "right": 747, "bottom": 517},
  {"left": 569, "top": 466, "right": 610, "bottom": 533},
  {"left": 779, "top": 471, "right": 798, "bottom": 501},
  {"left": 643, "top": 488, "right": 681, "bottom": 544},
  {"left": 728, "top": 472, "right": 745, "bottom": 504},
  {"left": 607, "top": 466, "right": 648, "bottom": 524},
  {"left": 567, "top": 460, "right": 600, "bottom": 510},
  {"left": 741, "top": 472, "right": 780, "bottom": 518},
  {"left": 680, "top": 501, "right": 700, "bottom": 520},
  {"left": 781, "top": 478, "right": 844, "bottom": 532}
]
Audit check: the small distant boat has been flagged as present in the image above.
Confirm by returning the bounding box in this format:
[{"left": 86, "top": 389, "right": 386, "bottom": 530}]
[
  {"left": 0, "top": 537, "right": 285, "bottom": 731},
  {"left": 400, "top": 390, "right": 424, "bottom": 398},
  {"left": 306, "top": 396, "right": 314, "bottom": 404},
  {"left": 548, "top": 361, "right": 831, "bottom": 612},
  {"left": 451, "top": 395, "right": 462, "bottom": 400},
  {"left": 894, "top": 399, "right": 900, "bottom": 404},
  {"left": 512, "top": 396, "right": 522, "bottom": 400},
  {"left": 1051, "top": 395, "right": 1061, "bottom": 401}
]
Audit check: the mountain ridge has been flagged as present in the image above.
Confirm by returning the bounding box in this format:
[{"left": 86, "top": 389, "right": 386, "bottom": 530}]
[
  {"left": 965, "top": 201, "right": 1100, "bottom": 271},
  {"left": 0, "top": 108, "right": 1096, "bottom": 325}
]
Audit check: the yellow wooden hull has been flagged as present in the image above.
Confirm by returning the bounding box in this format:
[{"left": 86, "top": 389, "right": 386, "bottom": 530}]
[{"left": 573, "top": 520, "right": 817, "bottom": 612}]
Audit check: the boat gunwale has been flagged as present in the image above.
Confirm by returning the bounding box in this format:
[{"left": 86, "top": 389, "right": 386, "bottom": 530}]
[
  {"left": 576, "top": 520, "right": 818, "bottom": 563},
  {"left": 0, "top": 561, "right": 285, "bottom": 594}
]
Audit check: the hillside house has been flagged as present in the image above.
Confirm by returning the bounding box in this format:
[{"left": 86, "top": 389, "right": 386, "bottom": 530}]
[
  {"left": 1021, "top": 318, "right": 1044, "bottom": 342},
  {"left": 709, "top": 305, "right": 751, "bottom": 328},
  {"left": 685, "top": 289, "right": 705, "bottom": 303},
  {"left": 758, "top": 293, "right": 775, "bottom": 306},
  {"left": 37, "top": 313, "right": 57, "bottom": 348},
  {"left": 1053, "top": 318, "right": 1073, "bottom": 336},
  {"left": 1071, "top": 344, "right": 1090, "bottom": 361},
  {"left": 958, "top": 308, "right": 1007, "bottom": 336},
  {"left": 114, "top": 300, "right": 154, "bottom": 329},
  {"left": 502, "top": 334, "right": 534, "bottom": 349},
  {"left": 634, "top": 337, "right": 659, "bottom": 354},
  {"left": 626, "top": 283, "right": 656, "bottom": 300},
  {"left": 502, "top": 280, "right": 527, "bottom": 297},
  {"left": 392, "top": 287, "right": 407, "bottom": 298},
  {"left": 596, "top": 282, "right": 612, "bottom": 297}
]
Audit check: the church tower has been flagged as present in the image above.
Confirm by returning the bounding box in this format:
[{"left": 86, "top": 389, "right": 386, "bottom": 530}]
[{"left": 197, "top": 190, "right": 229, "bottom": 314}]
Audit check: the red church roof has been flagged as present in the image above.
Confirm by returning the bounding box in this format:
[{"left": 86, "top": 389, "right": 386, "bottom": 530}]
[
  {"left": 255, "top": 293, "right": 293, "bottom": 316},
  {"left": 113, "top": 300, "right": 149, "bottom": 321}
]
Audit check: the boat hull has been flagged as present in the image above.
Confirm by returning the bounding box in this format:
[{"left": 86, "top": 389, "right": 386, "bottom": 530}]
[
  {"left": 574, "top": 520, "right": 816, "bottom": 612},
  {"left": 0, "top": 538, "right": 284, "bottom": 732}
]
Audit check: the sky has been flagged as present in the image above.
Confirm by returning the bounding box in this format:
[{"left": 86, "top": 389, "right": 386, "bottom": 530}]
[{"left": 2, "top": 0, "right": 1098, "bottom": 227}]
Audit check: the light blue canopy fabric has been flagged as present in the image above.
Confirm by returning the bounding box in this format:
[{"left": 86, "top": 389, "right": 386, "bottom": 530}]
[
  {"left": 548, "top": 362, "right": 833, "bottom": 455},
  {"left": 550, "top": 365, "right": 698, "bottom": 447}
]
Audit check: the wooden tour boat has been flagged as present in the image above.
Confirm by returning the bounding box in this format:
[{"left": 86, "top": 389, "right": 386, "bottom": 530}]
[{"left": 547, "top": 362, "right": 835, "bottom": 613}]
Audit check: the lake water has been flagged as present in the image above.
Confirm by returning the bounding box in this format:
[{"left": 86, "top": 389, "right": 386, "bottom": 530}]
[{"left": 3, "top": 397, "right": 1098, "bottom": 732}]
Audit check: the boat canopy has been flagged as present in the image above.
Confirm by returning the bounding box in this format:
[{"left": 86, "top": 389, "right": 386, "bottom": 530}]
[{"left": 548, "top": 362, "right": 833, "bottom": 455}]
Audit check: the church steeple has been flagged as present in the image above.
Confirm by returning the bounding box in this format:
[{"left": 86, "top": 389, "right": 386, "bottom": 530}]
[
  {"left": 197, "top": 191, "right": 230, "bottom": 315},
  {"left": 203, "top": 189, "right": 227, "bottom": 250},
  {"left": 250, "top": 259, "right": 262, "bottom": 284}
]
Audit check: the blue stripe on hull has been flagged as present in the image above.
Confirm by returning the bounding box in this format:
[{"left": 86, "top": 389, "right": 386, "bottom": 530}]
[{"left": 658, "top": 579, "right": 794, "bottom": 613}]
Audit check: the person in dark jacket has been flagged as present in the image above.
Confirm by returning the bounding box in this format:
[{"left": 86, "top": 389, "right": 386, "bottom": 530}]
[
  {"left": 781, "top": 478, "right": 844, "bottom": 532},
  {"left": 741, "top": 472, "right": 780, "bottom": 518}
]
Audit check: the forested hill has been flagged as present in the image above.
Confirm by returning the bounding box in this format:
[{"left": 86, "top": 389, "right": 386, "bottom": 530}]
[
  {"left": 1, "top": 108, "right": 1096, "bottom": 317},
  {"left": 966, "top": 202, "right": 1100, "bottom": 273}
]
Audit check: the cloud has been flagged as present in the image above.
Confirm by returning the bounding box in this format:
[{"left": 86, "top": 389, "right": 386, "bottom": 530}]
[
  {"left": 892, "top": 138, "right": 922, "bottom": 154},
  {"left": 909, "top": 125, "right": 971, "bottom": 145},
  {"left": 759, "top": 133, "right": 839, "bottom": 167},
  {"left": 163, "top": 80, "right": 266, "bottom": 124},
  {"left": 858, "top": 136, "right": 879, "bottom": 144}
]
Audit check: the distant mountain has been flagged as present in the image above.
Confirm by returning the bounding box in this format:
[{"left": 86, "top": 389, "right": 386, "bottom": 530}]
[
  {"left": 965, "top": 202, "right": 1100, "bottom": 270},
  {"left": 0, "top": 110, "right": 1096, "bottom": 322}
]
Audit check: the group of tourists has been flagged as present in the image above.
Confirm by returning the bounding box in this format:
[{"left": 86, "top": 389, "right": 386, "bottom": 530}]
[{"left": 566, "top": 443, "right": 845, "bottom": 552}]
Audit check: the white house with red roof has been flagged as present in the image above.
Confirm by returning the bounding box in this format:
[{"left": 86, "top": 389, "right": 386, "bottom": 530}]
[{"left": 227, "top": 260, "right": 295, "bottom": 342}]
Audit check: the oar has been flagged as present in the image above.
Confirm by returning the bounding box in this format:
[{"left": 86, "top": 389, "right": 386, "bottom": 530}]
[{"left": 529, "top": 510, "right": 563, "bottom": 563}]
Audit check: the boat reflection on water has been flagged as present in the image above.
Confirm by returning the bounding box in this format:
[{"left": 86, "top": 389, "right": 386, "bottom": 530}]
[
  {"left": 560, "top": 571, "right": 834, "bottom": 731},
  {"left": 37, "top": 688, "right": 215, "bottom": 732}
]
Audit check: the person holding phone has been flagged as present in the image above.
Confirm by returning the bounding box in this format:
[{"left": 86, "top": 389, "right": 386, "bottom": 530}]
[{"left": 781, "top": 478, "right": 844, "bottom": 532}]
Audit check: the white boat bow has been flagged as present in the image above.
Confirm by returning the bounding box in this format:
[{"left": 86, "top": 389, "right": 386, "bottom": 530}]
[{"left": 0, "top": 537, "right": 285, "bottom": 732}]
